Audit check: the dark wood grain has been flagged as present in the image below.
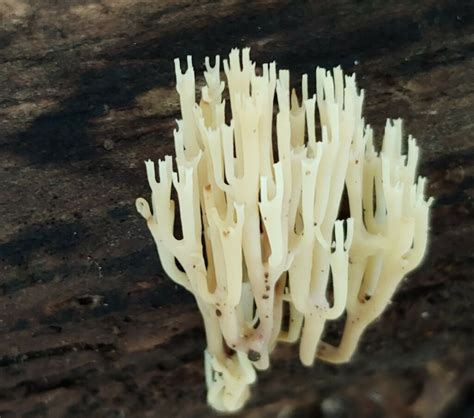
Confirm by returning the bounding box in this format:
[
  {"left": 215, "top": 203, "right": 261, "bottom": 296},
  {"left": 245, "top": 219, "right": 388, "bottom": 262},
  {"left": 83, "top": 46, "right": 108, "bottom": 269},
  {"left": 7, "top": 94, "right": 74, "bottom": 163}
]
[{"left": 1, "top": 1, "right": 473, "bottom": 417}]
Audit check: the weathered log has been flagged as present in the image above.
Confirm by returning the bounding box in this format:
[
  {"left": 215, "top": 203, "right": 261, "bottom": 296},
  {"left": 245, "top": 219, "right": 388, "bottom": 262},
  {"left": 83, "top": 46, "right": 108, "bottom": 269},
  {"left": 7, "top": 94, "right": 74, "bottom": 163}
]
[{"left": 0, "top": 1, "right": 473, "bottom": 417}]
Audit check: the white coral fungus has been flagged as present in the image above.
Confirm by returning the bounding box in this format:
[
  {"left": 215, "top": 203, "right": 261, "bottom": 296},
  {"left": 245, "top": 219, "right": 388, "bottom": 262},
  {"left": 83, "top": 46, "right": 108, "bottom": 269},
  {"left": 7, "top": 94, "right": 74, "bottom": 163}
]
[{"left": 136, "top": 48, "right": 432, "bottom": 412}]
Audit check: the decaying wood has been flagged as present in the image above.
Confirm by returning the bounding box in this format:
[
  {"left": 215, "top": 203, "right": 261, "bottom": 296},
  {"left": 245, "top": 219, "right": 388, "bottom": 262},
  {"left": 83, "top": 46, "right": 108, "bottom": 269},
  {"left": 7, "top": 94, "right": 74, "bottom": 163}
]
[{"left": 0, "top": 1, "right": 473, "bottom": 417}]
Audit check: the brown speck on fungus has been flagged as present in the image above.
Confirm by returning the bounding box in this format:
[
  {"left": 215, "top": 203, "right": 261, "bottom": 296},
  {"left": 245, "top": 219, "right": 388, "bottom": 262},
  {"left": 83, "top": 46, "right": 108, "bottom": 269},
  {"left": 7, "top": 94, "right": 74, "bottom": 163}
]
[{"left": 247, "top": 350, "right": 261, "bottom": 362}]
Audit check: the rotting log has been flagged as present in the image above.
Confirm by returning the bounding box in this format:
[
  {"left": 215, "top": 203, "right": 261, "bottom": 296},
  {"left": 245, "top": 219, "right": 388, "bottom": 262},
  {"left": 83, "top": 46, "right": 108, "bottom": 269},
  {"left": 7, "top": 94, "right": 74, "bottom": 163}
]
[{"left": 0, "top": 1, "right": 473, "bottom": 417}]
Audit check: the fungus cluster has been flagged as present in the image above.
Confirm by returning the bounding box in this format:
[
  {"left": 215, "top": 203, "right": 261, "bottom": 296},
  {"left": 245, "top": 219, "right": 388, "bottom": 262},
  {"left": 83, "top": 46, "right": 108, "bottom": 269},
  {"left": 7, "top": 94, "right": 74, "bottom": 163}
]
[{"left": 136, "top": 48, "right": 432, "bottom": 412}]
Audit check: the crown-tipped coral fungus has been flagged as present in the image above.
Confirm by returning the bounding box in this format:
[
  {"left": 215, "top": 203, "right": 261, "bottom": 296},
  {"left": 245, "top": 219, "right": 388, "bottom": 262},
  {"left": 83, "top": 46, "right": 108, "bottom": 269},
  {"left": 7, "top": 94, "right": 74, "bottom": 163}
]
[{"left": 136, "top": 48, "right": 432, "bottom": 412}]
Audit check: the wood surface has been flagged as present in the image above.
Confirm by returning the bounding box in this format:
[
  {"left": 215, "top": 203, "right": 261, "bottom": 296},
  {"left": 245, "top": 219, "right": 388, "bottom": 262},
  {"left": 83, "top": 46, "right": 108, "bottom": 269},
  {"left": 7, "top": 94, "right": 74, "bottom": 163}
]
[{"left": 0, "top": 0, "right": 473, "bottom": 417}]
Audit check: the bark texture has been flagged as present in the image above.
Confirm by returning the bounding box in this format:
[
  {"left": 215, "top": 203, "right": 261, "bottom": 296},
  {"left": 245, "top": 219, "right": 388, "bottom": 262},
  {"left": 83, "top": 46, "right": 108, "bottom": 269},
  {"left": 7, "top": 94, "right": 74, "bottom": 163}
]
[{"left": 0, "top": 1, "right": 473, "bottom": 417}]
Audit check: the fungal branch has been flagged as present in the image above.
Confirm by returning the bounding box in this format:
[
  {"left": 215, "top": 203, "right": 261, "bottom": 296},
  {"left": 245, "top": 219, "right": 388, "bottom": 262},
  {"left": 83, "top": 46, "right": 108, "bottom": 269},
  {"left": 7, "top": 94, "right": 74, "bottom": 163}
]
[
  {"left": 136, "top": 48, "right": 431, "bottom": 412},
  {"left": 317, "top": 119, "right": 433, "bottom": 364}
]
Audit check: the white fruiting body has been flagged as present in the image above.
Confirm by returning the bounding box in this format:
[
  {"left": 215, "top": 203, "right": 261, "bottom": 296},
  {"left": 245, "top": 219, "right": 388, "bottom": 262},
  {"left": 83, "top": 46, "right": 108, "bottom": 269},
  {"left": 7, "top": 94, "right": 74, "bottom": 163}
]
[{"left": 136, "top": 48, "right": 432, "bottom": 412}]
